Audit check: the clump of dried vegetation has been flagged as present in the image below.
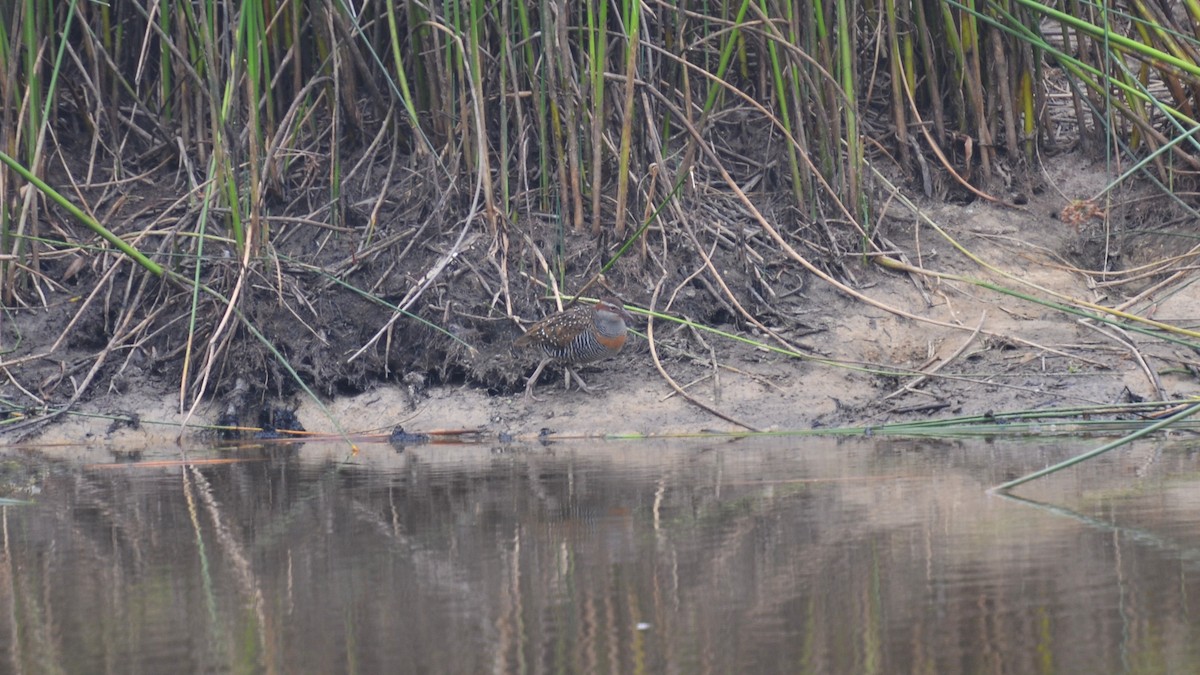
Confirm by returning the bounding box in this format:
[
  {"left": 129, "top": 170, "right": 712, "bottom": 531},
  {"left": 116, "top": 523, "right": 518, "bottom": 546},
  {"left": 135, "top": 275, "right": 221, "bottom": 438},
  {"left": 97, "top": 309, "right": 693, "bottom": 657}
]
[{"left": 2, "top": 0, "right": 1200, "bottom": 437}]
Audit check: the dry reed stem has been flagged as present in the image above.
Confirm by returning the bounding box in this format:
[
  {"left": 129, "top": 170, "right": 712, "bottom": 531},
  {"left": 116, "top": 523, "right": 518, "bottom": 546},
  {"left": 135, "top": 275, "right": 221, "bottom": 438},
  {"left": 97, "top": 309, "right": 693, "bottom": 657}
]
[{"left": 647, "top": 279, "right": 759, "bottom": 432}]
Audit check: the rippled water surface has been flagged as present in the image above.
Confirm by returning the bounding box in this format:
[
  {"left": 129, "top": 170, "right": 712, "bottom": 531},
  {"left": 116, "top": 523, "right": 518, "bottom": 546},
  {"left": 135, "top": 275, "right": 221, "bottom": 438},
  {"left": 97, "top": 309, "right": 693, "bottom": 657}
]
[{"left": 3, "top": 436, "right": 1200, "bottom": 673}]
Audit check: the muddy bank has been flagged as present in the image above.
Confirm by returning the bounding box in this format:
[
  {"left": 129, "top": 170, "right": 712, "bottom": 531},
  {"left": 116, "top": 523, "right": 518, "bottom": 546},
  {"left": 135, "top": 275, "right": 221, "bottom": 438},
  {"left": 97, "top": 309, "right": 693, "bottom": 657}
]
[{"left": 9, "top": 154, "right": 1199, "bottom": 449}]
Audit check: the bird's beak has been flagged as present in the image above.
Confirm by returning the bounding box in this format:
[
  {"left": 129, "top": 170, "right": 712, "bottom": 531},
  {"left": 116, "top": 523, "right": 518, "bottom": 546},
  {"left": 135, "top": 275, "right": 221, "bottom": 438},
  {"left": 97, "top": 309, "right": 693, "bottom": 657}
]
[{"left": 619, "top": 305, "right": 636, "bottom": 326}]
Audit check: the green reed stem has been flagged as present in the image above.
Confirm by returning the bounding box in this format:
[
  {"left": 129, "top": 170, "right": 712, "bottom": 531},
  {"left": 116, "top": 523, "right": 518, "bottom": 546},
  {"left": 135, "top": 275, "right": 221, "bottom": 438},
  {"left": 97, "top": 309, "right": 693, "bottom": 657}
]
[
  {"left": 244, "top": 0, "right": 265, "bottom": 252},
  {"left": 588, "top": 0, "right": 608, "bottom": 233},
  {"left": 0, "top": 150, "right": 163, "bottom": 277},
  {"left": 1013, "top": 0, "right": 1200, "bottom": 78},
  {"left": 20, "top": 0, "right": 40, "bottom": 165},
  {"left": 761, "top": 0, "right": 804, "bottom": 202},
  {"left": 613, "top": 0, "right": 641, "bottom": 237},
  {"left": 836, "top": 0, "right": 861, "bottom": 213}
]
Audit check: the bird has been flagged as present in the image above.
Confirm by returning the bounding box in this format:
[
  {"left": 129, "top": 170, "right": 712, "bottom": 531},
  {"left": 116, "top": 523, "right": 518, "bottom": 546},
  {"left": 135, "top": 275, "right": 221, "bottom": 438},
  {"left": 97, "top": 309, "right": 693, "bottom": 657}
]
[{"left": 513, "top": 299, "right": 634, "bottom": 401}]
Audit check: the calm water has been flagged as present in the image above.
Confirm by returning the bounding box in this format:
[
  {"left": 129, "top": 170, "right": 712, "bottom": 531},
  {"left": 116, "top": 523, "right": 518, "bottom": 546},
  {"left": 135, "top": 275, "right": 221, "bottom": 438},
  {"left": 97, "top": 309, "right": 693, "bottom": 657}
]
[{"left": 2, "top": 435, "right": 1200, "bottom": 673}]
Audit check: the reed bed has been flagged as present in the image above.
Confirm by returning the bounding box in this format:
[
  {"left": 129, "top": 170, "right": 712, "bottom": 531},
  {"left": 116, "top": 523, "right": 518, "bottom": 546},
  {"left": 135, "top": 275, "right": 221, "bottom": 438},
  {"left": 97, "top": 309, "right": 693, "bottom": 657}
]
[{"left": 1, "top": 0, "right": 1200, "bottom": 451}]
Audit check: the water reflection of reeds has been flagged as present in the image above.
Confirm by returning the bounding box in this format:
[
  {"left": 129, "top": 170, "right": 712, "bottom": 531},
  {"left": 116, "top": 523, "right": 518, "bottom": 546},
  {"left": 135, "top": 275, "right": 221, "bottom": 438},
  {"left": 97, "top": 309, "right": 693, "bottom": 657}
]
[{"left": 5, "top": 438, "right": 1200, "bottom": 672}]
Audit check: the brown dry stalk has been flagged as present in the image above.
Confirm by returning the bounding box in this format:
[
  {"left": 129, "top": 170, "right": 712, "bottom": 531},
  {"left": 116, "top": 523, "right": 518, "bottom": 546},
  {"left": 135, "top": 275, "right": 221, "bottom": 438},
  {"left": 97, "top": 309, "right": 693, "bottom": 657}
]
[{"left": 646, "top": 278, "right": 759, "bottom": 432}]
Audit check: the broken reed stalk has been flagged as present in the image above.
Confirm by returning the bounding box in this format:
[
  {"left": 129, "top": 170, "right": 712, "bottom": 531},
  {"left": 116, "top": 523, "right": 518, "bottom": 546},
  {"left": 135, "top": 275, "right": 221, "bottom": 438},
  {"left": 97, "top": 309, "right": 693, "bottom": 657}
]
[{"left": 992, "top": 400, "right": 1200, "bottom": 493}]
